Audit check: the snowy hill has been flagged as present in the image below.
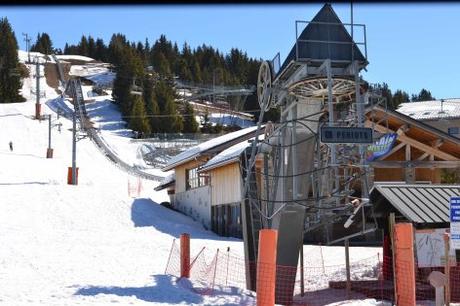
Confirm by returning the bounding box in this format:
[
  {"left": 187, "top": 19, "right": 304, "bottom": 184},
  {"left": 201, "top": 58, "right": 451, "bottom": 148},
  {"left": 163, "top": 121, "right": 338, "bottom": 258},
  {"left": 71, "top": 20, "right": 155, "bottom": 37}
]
[{"left": 0, "top": 64, "right": 250, "bottom": 305}]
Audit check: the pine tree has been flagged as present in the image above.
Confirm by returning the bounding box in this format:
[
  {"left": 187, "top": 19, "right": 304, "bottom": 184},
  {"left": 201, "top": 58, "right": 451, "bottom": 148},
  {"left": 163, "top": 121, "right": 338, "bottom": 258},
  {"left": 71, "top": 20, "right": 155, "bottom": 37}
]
[
  {"left": 30, "top": 33, "right": 53, "bottom": 55},
  {"left": 201, "top": 110, "right": 212, "bottom": 133},
  {"left": 412, "top": 88, "right": 435, "bottom": 102},
  {"left": 392, "top": 90, "right": 410, "bottom": 110},
  {"left": 129, "top": 94, "right": 151, "bottom": 135},
  {"left": 112, "top": 47, "right": 144, "bottom": 117},
  {"left": 155, "top": 79, "right": 182, "bottom": 132},
  {"left": 175, "top": 58, "right": 192, "bottom": 81},
  {"left": 152, "top": 52, "right": 171, "bottom": 76},
  {"left": 143, "top": 74, "right": 160, "bottom": 132},
  {"left": 79, "top": 35, "right": 89, "bottom": 56},
  {"left": 0, "top": 17, "right": 25, "bottom": 103},
  {"left": 108, "top": 33, "right": 128, "bottom": 67},
  {"left": 182, "top": 102, "right": 198, "bottom": 133},
  {"left": 87, "top": 36, "right": 96, "bottom": 59},
  {"left": 95, "top": 38, "right": 106, "bottom": 61}
]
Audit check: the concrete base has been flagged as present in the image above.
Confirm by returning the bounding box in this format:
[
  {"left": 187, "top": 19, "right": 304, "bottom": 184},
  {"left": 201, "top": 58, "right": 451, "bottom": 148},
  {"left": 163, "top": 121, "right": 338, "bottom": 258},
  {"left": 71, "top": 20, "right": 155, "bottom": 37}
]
[
  {"left": 35, "top": 103, "right": 41, "bottom": 120},
  {"left": 67, "top": 167, "right": 79, "bottom": 185},
  {"left": 46, "top": 148, "right": 53, "bottom": 158}
]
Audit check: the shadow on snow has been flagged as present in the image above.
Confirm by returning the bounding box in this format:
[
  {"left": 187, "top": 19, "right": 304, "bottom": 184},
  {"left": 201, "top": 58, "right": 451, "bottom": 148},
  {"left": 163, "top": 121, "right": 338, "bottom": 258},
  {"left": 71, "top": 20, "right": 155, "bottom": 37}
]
[
  {"left": 74, "top": 275, "right": 202, "bottom": 304},
  {"left": 130, "top": 198, "right": 238, "bottom": 241},
  {"left": 74, "top": 275, "right": 254, "bottom": 305}
]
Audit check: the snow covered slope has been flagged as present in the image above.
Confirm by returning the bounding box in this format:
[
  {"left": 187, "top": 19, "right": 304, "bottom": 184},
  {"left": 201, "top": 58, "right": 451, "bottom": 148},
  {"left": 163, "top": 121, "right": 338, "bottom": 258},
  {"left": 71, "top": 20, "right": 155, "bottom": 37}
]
[
  {"left": 0, "top": 51, "right": 384, "bottom": 306},
  {"left": 0, "top": 81, "right": 251, "bottom": 305}
]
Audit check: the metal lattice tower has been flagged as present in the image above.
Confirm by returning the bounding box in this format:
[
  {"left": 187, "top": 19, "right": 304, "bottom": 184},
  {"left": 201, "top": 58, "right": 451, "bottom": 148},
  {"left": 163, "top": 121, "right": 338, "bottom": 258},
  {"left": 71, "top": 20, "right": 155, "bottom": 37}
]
[{"left": 240, "top": 4, "right": 383, "bottom": 294}]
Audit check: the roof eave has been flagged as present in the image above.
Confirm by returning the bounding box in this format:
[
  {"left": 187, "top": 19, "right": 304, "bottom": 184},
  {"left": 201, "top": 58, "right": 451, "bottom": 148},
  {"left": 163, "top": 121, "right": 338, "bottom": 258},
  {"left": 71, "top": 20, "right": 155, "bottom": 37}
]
[{"left": 198, "top": 157, "right": 241, "bottom": 173}]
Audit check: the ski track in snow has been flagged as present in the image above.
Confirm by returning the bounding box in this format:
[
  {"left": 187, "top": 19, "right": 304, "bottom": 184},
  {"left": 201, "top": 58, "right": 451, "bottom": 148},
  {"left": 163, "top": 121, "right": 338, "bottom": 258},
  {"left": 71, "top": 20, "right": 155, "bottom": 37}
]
[{"left": 0, "top": 51, "right": 384, "bottom": 305}]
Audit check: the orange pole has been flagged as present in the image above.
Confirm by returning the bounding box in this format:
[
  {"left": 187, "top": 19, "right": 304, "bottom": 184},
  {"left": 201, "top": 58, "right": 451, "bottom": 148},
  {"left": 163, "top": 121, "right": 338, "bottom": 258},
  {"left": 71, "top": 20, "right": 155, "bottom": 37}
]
[
  {"left": 257, "top": 229, "right": 278, "bottom": 306},
  {"left": 180, "top": 233, "right": 190, "bottom": 278},
  {"left": 67, "top": 167, "right": 79, "bottom": 185},
  {"left": 394, "top": 223, "right": 416, "bottom": 306}
]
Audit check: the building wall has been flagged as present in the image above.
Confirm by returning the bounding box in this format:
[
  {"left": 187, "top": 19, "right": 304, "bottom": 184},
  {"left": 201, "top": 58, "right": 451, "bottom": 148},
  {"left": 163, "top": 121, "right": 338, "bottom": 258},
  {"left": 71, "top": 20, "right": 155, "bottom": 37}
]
[
  {"left": 423, "top": 118, "right": 460, "bottom": 138},
  {"left": 373, "top": 146, "right": 443, "bottom": 183},
  {"left": 173, "top": 185, "right": 211, "bottom": 230},
  {"left": 175, "top": 159, "right": 203, "bottom": 193},
  {"left": 209, "top": 162, "right": 242, "bottom": 206}
]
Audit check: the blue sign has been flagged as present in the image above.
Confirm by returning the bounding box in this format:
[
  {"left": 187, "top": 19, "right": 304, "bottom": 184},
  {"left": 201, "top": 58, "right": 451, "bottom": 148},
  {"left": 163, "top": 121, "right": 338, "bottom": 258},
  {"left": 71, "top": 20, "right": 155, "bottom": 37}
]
[
  {"left": 451, "top": 197, "right": 460, "bottom": 222},
  {"left": 366, "top": 133, "right": 398, "bottom": 162},
  {"left": 450, "top": 197, "right": 460, "bottom": 250}
]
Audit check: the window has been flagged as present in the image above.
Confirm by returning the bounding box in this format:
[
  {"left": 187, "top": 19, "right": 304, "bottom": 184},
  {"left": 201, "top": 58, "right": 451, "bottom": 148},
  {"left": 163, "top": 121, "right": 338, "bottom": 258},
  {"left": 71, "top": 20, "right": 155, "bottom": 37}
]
[
  {"left": 448, "top": 127, "right": 459, "bottom": 136},
  {"left": 185, "top": 167, "right": 209, "bottom": 190}
]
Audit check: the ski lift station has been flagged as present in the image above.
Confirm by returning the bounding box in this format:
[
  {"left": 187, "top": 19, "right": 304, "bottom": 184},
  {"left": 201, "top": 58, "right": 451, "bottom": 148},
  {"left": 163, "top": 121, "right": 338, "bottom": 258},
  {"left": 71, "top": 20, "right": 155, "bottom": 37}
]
[{"left": 156, "top": 3, "right": 460, "bottom": 301}]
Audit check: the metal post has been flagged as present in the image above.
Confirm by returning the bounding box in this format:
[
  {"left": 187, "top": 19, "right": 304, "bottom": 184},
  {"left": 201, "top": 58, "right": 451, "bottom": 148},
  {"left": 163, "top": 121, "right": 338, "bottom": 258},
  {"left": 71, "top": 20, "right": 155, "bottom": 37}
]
[
  {"left": 444, "top": 232, "right": 451, "bottom": 306},
  {"left": 48, "top": 114, "right": 52, "bottom": 149},
  {"left": 300, "top": 245, "right": 305, "bottom": 296},
  {"left": 345, "top": 238, "right": 351, "bottom": 297},
  {"left": 355, "top": 61, "right": 368, "bottom": 199},
  {"left": 35, "top": 61, "right": 41, "bottom": 119},
  {"left": 23, "top": 33, "right": 31, "bottom": 63},
  {"left": 326, "top": 60, "right": 339, "bottom": 205},
  {"left": 225, "top": 247, "right": 230, "bottom": 286},
  {"left": 46, "top": 114, "right": 53, "bottom": 158},
  {"left": 72, "top": 108, "right": 77, "bottom": 185},
  {"left": 350, "top": 1, "right": 354, "bottom": 63},
  {"left": 180, "top": 233, "right": 190, "bottom": 278},
  {"left": 389, "top": 213, "right": 397, "bottom": 302},
  {"left": 292, "top": 99, "right": 298, "bottom": 203}
]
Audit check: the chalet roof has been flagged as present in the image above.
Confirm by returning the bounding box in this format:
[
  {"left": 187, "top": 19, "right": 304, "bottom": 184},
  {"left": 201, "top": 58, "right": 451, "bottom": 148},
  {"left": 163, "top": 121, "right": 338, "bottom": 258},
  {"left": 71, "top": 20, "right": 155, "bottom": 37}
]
[
  {"left": 198, "top": 140, "right": 250, "bottom": 173},
  {"left": 371, "top": 184, "right": 460, "bottom": 224},
  {"left": 154, "top": 173, "right": 175, "bottom": 191},
  {"left": 278, "top": 3, "right": 366, "bottom": 76},
  {"left": 162, "top": 126, "right": 261, "bottom": 171},
  {"left": 365, "top": 106, "right": 460, "bottom": 160},
  {"left": 397, "top": 99, "right": 460, "bottom": 121},
  {"left": 198, "top": 134, "right": 266, "bottom": 173}
]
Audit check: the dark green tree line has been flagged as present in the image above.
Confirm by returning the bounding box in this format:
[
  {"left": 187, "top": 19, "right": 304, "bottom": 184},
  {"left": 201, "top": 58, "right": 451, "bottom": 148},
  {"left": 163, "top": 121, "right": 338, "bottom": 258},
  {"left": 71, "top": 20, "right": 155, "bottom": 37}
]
[{"left": 0, "top": 17, "right": 25, "bottom": 103}]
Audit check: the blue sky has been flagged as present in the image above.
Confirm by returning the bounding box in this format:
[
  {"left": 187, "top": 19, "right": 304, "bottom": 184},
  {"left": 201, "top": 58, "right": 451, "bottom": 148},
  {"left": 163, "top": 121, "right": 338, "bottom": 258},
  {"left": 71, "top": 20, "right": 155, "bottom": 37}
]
[{"left": 3, "top": 3, "right": 460, "bottom": 99}]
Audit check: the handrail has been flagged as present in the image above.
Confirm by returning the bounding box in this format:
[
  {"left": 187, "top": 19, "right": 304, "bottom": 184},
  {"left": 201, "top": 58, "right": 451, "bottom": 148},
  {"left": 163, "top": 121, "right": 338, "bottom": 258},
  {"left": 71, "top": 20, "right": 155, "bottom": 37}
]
[{"left": 67, "top": 80, "right": 164, "bottom": 182}]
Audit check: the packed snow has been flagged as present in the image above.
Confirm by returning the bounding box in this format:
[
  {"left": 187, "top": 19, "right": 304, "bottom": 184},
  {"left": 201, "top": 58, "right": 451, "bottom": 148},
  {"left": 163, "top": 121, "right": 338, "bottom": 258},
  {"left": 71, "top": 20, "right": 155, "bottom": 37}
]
[
  {"left": 69, "top": 64, "right": 115, "bottom": 87},
  {"left": 56, "top": 54, "right": 96, "bottom": 62},
  {"left": 18, "top": 50, "right": 54, "bottom": 63},
  {"left": 0, "top": 50, "right": 387, "bottom": 305}
]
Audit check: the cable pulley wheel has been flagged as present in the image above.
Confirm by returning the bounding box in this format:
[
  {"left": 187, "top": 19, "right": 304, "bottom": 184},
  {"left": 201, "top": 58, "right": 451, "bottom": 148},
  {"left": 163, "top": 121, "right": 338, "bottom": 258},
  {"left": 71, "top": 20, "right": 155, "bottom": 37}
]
[
  {"left": 288, "top": 76, "right": 361, "bottom": 103},
  {"left": 257, "top": 61, "right": 273, "bottom": 111}
]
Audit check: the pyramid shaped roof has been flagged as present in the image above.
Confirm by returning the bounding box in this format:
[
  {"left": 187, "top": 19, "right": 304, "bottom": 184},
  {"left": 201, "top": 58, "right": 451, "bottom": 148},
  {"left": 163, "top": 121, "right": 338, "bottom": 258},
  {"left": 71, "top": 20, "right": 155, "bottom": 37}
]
[{"left": 278, "top": 4, "right": 367, "bottom": 75}]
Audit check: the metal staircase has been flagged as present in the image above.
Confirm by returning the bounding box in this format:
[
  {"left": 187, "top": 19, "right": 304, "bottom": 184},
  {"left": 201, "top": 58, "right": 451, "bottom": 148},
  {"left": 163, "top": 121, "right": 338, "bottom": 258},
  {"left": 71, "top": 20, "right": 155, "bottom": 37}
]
[{"left": 64, "top": 78, "right": 163, "bottom": 181}]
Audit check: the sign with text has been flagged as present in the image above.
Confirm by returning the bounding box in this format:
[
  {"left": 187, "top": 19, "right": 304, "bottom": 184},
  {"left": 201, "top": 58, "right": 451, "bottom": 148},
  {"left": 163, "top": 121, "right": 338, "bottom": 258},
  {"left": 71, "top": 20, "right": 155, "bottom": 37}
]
[
  {"left": 415, "top": 228, "right": 456, "bottom": 267},
  {"left": 366, "top": 133, "right": 398, "bottom": 161},
  {"left": 450, "top": 197, "right": 460, "bottom": 250},
  {"left": 321, "top": 126, "right": 373, "bottom": 144}
]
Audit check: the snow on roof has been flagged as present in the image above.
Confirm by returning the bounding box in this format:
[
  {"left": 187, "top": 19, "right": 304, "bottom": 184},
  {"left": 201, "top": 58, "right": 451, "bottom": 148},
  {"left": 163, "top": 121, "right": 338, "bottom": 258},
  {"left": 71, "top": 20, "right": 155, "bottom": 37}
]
[
  {"left": 84, "top": 72, "right": 115, "bottom": 86},
  {"left": 199, "top": 135, "right": 264, "bottom": 172},
  {"left": 55, "top": 54, "right": 95, "bottom": 62},
  {"left": 154, "top": 172, "right": 176, "bottom": 191},
  {"left": 162, "top": 126, "right": 259, "bottom": 171},
  {"left": 397, "top": 99, "right": 460, "bottom": 120}
]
